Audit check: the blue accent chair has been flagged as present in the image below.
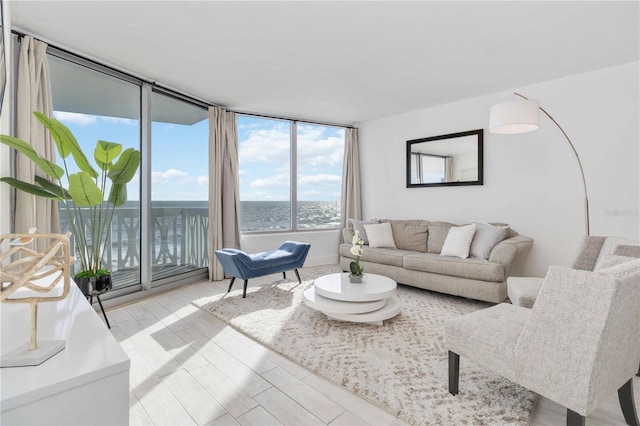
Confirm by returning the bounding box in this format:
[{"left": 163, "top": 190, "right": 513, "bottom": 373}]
[{"left": 214, "top": 241, "right": 311, "bottom": 298}]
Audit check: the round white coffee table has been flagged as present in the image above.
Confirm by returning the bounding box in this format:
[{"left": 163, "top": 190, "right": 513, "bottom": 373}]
[{"left": 303, "top": 273, "right": 401, "bottom": 325}]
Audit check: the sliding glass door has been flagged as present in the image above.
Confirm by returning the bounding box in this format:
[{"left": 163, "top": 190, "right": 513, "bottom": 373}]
[
  {"left": 46, "top": 49, "right": 211, "bottom": 294},
  {"left": 150, "top": 91, "right": 209, "bottom": 282},
  {"left": 48, "top": 54, "right": 142, "bottom": 290}
]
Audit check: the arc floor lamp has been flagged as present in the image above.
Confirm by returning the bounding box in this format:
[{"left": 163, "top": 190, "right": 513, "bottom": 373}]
[{"left": 489, "top": 92, "right": 590, "bottom": 236}]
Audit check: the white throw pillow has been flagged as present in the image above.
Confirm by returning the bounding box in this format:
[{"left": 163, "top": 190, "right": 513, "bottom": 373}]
[
  {"left": 363, "top": 222, "right": 397, "bottom": 249},
  {"left": 469, "top": 223, "right": 509, "bottom": 260},
  {"left": 349, "top": 218, "right": 379, "bottom": 245},
  {"left": 440, "top": 223, "right": 477, "bottom": 258}
]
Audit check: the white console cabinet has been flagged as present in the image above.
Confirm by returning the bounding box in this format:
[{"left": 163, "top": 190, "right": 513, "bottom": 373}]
[{"left": 1, "top": 281, "right": 130, "bottom": 425}]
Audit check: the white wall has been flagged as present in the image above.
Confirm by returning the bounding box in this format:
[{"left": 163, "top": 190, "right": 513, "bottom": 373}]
[{"left": 357, "top": 61, "right": 639, "bottom": 277}]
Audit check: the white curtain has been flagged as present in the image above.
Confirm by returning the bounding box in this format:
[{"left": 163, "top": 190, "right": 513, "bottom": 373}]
[
  {"left": 340, "top": 128, "right": 362, "bottom": 229},
  {"left": 445, "top": 156, "right": 454, "bottom": 182},
  {"left": 14, "top": 36, "right": 59, "bottom": 237},
  {"left": 208, "top": 106, "right": 241, "bottom": 281}
]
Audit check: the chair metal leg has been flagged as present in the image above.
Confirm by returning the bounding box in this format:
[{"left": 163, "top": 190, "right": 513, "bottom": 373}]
[
  {"left": 567, "top": 409, "right": 585, "bottom": 426},
  {"left": 618, "top": 378, "right": 639, "bottom": 426},
  {"left": 283, "top": 271, "right": 287, "bottom": 279},
  {"left": 227, "top": 277, "right": 236, "bottom": 293},
  {"left": 242, "top": 279, "right": 248, "bottom": 298},
  {"left": 448, "top": 351, "right": 459, "bottom": 395},
  {"left": 96, "top": 295, "right": 111, "bottom": 329},
  {"left": 294, "top": 269, "right": 301, "bottom": 283}
]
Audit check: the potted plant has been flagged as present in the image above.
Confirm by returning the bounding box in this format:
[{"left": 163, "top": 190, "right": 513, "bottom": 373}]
[
  {"left": 349, "top": 230, "right": 365, "bottom": 283},
  {"left": 0, "top": 112, "right": 141, "bottom": 294}
]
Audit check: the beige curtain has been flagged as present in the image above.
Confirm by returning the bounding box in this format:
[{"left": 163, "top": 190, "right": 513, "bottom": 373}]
[
  {"left": 340, "top": 127, "right": 362, "bottom": 229},
  {"left": 208, "top": 106, "right": 241, "bottom": 281},
  {"left": 14, "top": 36, "right": 59, "bottom": 238}
]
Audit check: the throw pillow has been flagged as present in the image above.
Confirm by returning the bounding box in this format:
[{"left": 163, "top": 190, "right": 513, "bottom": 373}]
[
  {"left": 384, "top": 220, "right": 429, "bottom": 252},
  {"left": 349, "top": 219, "right": 379, "bottom": 245},
  {"left": 440, "top": 223, "right": 477, "bottom": 258},
  {"left": 363, "top": 222, "right": 397, "bottom": 248},
  {"left": 469, "top": 222, "right": 510, "bottom": 259},
  {"left": 427, "top": 222, "right": 454, "bottom": 253}
]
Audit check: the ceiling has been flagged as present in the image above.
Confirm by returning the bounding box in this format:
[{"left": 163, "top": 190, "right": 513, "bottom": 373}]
[{"left": 9, "top": 1, "right": 640, "bottom": 126}]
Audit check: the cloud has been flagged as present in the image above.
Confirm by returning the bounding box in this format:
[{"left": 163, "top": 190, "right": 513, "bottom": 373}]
[
  {"left": 238, "top": 127, "right": 291, "bottom": 164},
  {"left": 53, "top": 111, "right": 97, "bottom": 126},
  {"left": 197, "top": 176, "right": 208, "bottom": 185},
  {"left": 152, "top": 169, "right": 193, "bottom": 185},
  {"left": 298, "top": 174, "right": 341, "bottom": 185},
  {"left": 250, "top": 173, "right": 290, "bottom": 188}
]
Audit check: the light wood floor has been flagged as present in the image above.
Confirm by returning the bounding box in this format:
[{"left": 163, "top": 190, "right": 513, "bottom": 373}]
[{"left": 105, "top": 275, "right": 639, "bottom": 426}]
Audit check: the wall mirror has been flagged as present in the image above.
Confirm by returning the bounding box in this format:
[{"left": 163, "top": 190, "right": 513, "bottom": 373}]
[{"left": 406, "top": 129, "right": 483, "bottom": 188}]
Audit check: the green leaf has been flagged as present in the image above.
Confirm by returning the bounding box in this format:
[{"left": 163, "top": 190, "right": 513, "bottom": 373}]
[
  {"left": 0, "top": 177, "right": 61, "bottom": 199},
  {"left": 108, "top": 148, "right": 140, "bottom": 184},
  {"left": 68, "top": 172, "right": 103, "bottom": 206},
  {"left": 0, "top": 135, "right": 64, "bottom": 179},
  {"left": 33, "top": 112, "right": 98, "bottom": 178},
  {"left": 95, "top": 140, "right": 122, "bottom": 170},
  {"left": 34, "top": 176, "right": 71, "bottom": 199},
  {"left": 108, "top": 183, "right": 127, "bottom": 207},
  {"left": 350, "top": 262, "right": 358, "bottom": 275}
]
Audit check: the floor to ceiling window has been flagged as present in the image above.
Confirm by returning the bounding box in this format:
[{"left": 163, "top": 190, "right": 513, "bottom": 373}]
[
  {"left": 150, "top": 91, "right": 209, "bottom": 282},
  {"left": 238, "top": 115, "right": 345, "bottom": 232}
]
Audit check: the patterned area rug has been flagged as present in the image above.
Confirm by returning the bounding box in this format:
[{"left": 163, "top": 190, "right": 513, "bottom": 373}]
[{"left": 193, "top": 265, "right": 537, "bottom": 425}]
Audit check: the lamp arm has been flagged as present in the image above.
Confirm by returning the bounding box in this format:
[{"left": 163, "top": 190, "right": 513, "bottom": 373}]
[{"left": 514, "top": 92, "right": 590, "bottom": 235}]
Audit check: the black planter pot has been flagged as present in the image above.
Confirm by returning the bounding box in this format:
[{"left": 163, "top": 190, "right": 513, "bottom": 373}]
[{"left": 74, "top": 273, "right": 113, "bottom": 296}]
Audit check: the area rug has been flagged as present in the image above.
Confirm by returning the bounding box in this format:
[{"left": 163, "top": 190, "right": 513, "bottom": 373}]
[{"left": 193, "top": 266, "right": 537, "bottom": 425}]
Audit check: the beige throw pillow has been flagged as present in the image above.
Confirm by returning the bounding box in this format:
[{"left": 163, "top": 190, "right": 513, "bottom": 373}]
[
  {"left": 440, "top": 223, "right": 477, "bottom": 258},
  {"left": 363, "top": 222, "right": 397, "bottom": 248}
]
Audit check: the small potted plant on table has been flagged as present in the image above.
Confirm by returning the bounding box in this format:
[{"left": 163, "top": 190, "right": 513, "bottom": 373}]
[{"left": 349, "top": 230, "right": 365, "bottom": 283}]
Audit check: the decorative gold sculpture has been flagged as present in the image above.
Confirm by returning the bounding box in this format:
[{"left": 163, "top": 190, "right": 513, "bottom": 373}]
[{"left": 0, "top": 230, "right": 73, "bottom": 366}]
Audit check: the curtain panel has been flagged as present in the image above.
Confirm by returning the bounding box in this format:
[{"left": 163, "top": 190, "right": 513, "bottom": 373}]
[
  {"left": 340, "top": 128, "right": 362, "bottom": 229},
  {"left": 208, "top": 106, "right": 241, "bottom": 281},
  {"left": 14, "top": 36, "right": 59, "bottom": 239}
]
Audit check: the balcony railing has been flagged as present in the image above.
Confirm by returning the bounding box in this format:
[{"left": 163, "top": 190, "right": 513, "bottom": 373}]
[{"left": 61, "top": 204, "right": 209, "bottom": 289}]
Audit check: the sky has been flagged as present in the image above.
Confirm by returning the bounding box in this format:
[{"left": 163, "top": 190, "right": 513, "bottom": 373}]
[{"left": 53, "top": 111, "right": 345, "bottom": 202}]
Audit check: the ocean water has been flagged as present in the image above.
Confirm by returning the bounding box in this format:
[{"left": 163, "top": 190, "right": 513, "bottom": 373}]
[
  {"left": 60, "top": 200, "right": 340, "bottom": 241},
  {"left": 241, "top": 200, "right": 340, "bottom": 231}
]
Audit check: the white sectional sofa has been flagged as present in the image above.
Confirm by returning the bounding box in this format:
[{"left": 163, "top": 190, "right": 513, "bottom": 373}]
[{"left": 339, "top": 219, "right": 533, "bottom": 303}]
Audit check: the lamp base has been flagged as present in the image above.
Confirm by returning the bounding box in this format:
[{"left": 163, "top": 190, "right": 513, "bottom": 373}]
[{"left": 0, "top": 340, "right": 66, "bottom": 368}]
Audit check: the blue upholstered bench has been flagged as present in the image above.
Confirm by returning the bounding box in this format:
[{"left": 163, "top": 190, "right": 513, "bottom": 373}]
[{"left": 214, "top": 241, "right": 311, "bottom": 298}]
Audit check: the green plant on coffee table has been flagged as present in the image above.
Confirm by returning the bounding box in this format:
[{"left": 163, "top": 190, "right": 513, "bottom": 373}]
[
  {"left": 350, "top": 230, "right": 365, "bottom": 276},
  {"left": 0, "top": 112, "right": 141, "bottom": 280}
]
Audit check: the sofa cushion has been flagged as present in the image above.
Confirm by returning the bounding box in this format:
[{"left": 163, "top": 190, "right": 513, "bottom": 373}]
[
  {"left": 349, "top": 218, "right": 379, "bottom": 245},
  {"left": 382, "top": 219, "right": 429, "bottom": 252},
  {"left": 594, "top": 237, "right": 640, "bottom": 271},
  {"left": 427, "top": 222, "right": 454, "bottom": 253},
  {"left": 470, "top": 223, "right": 510, "bottom": 260},
  {"left": 339, "top": 244, "right": 418, "bottom": 267},
  {"left": 404, "top": 252, "right": 505, "bottom": 282},
  {"left": 364, "top": 222, "right": 397, "bottom": 248},
  {"left": 441, "top": 224, "right": 477, "bottom": 258}
]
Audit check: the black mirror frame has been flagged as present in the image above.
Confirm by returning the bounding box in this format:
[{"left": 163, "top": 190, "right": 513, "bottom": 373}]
[{"left": 406, "top": 129, "right": 483, "bottom": 188}]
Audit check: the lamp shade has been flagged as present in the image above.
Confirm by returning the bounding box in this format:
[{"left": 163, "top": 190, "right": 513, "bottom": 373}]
[{"left": 489, "top": 99, "right": 540, "bottom": 134}]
